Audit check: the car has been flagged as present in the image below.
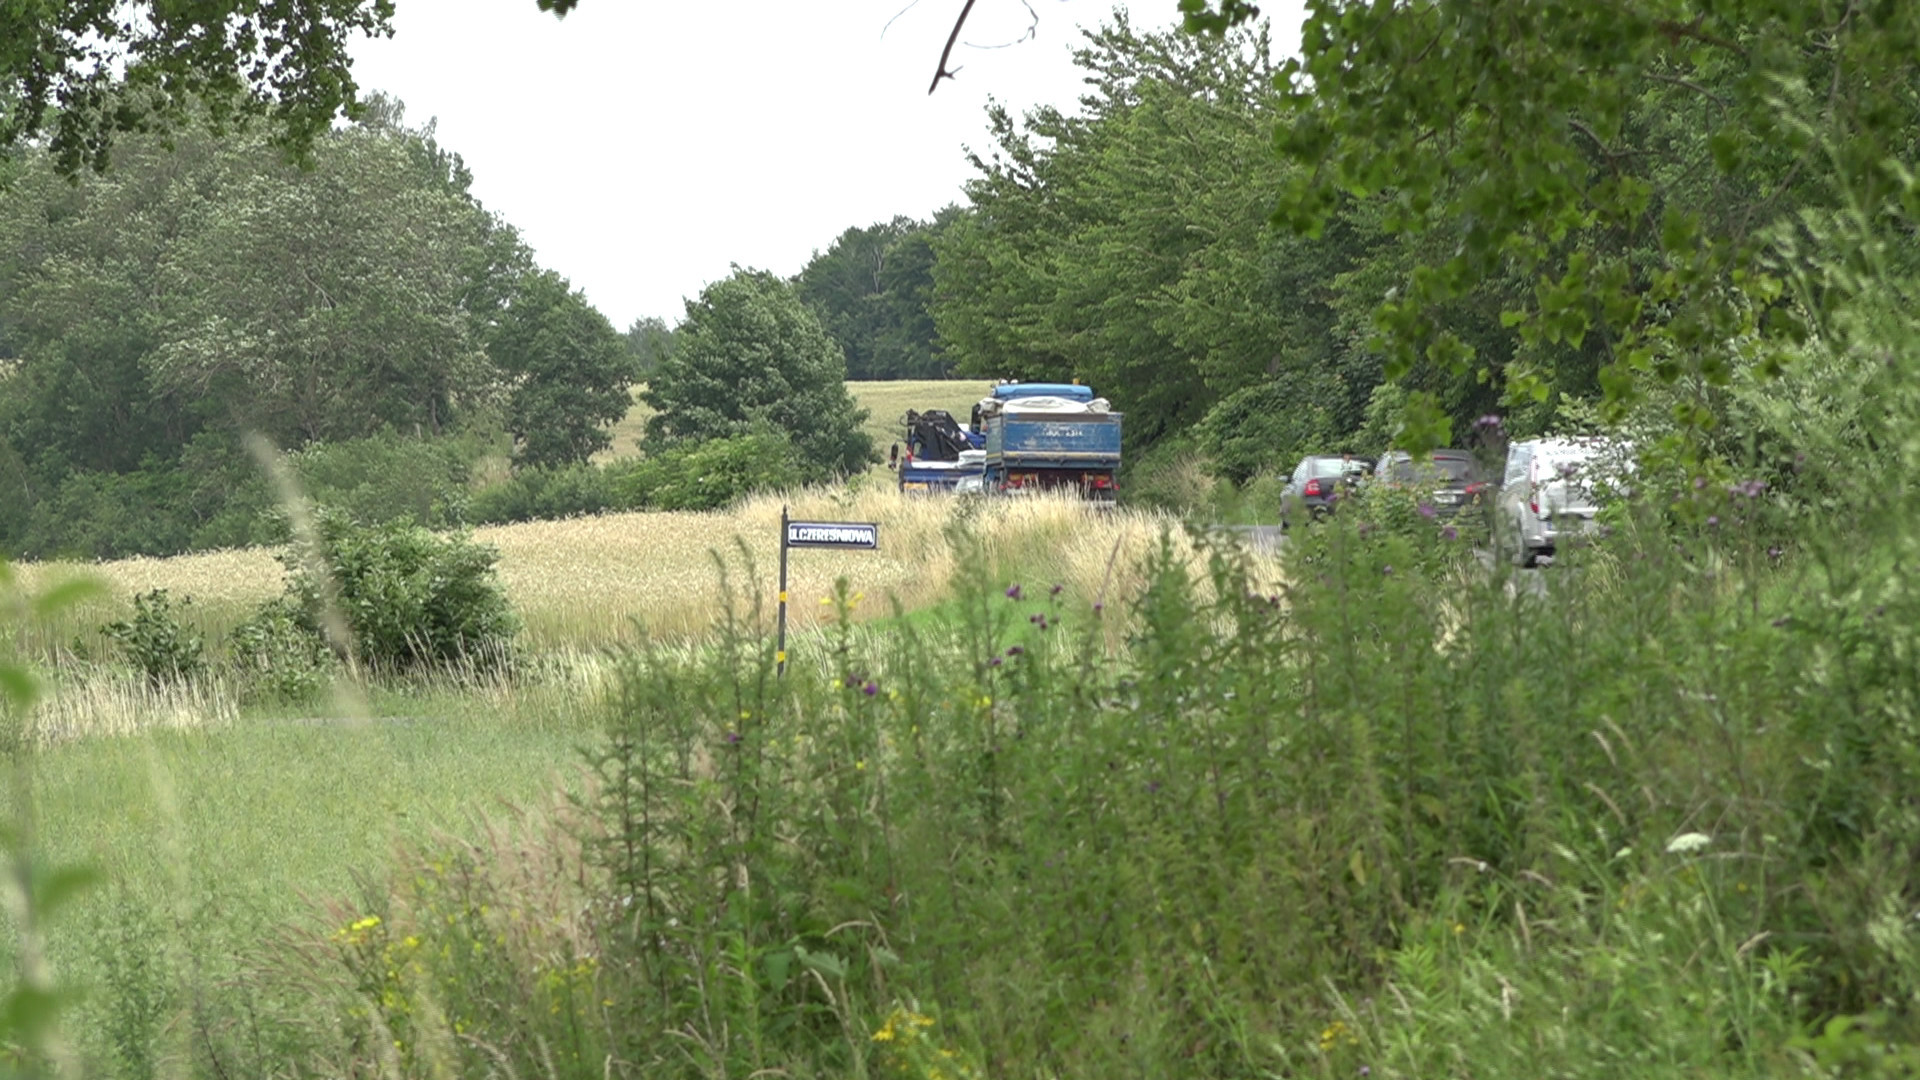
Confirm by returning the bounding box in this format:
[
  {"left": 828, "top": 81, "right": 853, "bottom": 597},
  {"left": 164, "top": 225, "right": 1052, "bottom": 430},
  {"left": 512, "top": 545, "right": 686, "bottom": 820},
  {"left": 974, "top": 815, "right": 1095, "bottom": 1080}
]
[
  {"left": 1499, "top": 437, "right": 1629, "bottom": 566},
  {"left": 1281, "top": 454, "right": 1369, "bottom": 527},
  {"left": 1371, "top": 449, "right": 1492, "bottom": 519}
]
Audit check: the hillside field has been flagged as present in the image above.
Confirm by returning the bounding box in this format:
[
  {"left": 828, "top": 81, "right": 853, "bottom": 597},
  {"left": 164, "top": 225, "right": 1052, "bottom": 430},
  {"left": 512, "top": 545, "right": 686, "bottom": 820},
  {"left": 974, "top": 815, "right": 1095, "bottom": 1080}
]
[{"left": 597, "top": 379, "right": 994, "bottom": 463}]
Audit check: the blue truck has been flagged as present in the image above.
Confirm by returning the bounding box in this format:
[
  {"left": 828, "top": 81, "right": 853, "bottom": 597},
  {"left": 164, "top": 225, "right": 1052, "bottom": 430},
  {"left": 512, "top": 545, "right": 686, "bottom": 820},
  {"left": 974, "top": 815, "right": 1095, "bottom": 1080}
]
[{"left": 976, "top": 383, "right": 1123, "bottom": 501}]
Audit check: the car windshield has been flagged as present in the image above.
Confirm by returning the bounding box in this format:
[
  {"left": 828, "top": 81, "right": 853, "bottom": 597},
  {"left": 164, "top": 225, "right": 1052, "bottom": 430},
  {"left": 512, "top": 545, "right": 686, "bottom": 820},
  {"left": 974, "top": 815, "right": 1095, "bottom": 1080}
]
[{"left": 1389, "top": 455, "right": 1478, "bottom": 483}]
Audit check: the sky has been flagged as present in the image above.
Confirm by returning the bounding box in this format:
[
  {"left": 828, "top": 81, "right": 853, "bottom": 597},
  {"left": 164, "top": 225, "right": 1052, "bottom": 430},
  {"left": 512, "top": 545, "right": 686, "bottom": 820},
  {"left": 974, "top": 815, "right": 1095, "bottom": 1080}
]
[{"left": 344, "top": 0, "right": 1220, "bottom": 329}]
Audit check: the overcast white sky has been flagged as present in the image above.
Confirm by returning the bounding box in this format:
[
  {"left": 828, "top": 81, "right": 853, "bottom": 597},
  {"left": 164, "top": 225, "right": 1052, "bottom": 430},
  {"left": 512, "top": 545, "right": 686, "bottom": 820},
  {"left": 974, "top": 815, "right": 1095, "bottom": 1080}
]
[{"left": 346, "top": 0, "right": 1266, "bottom": 329}]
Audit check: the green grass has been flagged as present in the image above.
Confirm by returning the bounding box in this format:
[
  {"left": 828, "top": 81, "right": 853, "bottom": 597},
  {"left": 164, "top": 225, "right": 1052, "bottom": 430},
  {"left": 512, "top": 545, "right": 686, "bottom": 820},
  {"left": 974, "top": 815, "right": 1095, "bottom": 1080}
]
[{"left": 30, "top": 687, "right": 598, "bottom": 1065}]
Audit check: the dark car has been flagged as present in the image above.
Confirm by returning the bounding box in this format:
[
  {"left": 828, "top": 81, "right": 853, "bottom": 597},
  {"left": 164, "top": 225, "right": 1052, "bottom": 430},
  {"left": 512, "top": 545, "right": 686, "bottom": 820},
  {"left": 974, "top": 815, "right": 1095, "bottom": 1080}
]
[
  {"left": 1281, "top": 454, "right": 1369, "bottom": 527},
  {"left": 1372, "top": 449, "right": 1492, "bottom": 518}
]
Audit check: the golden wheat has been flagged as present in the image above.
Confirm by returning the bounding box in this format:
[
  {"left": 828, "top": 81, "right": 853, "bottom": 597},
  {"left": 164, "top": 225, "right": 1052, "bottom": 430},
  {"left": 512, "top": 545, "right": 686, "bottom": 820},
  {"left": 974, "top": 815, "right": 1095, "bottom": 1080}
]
[
  {"left": 478, "top": 487, "right": 1188, "bottom": 648},
  {"left": 9, "top": 489, "right": 1215, "bottom": 653}
]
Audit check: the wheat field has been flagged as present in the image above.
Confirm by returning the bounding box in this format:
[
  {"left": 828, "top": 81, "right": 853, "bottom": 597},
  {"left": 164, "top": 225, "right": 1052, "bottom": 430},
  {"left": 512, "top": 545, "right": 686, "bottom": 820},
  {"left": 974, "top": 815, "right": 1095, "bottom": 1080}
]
[{"left": 11, "top": 490, "right": 1215, "bottom": 655}]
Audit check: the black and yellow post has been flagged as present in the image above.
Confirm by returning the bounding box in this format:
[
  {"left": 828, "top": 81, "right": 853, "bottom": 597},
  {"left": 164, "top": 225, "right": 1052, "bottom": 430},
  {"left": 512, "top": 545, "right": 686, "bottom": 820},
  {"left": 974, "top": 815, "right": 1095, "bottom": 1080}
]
[{"left": 777, "top": 504, "right": 791, "bottom": 677}]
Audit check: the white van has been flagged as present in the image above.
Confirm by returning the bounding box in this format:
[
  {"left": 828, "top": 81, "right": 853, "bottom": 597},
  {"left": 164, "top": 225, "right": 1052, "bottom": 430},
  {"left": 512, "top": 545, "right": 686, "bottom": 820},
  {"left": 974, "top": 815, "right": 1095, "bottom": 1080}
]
[{"left": 1500, "top": 437, "right": 1630, "bottom": 566}]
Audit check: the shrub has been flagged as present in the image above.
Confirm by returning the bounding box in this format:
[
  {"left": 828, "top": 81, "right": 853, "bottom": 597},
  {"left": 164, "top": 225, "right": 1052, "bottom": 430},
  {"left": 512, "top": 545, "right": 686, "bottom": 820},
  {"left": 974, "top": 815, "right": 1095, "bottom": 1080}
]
[
  {"left": 466, "top": 461, "right": 617, "bottom": 525},
  {"left": 610, "top": 431, "right": 800, "bottom": 511},
  {"left": 101, "top": 589, "right": 205, "bottom": 687},
  {"left": 1194, "top": 377, "right": 1338, "bottom": 484},
  {"left": 289, "top": 430, "right": 475, "bottom": 529},
  {"left": 288, "top": 513, "right": 519, "bottom": 672},
  {"left": 226, "top": 597, "right": 335, "bottom": 704}
]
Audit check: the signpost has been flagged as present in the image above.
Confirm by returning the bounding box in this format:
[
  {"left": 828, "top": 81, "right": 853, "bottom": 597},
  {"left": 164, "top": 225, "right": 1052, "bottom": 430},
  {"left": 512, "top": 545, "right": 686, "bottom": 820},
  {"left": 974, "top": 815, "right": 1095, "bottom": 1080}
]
[{"left": 777, "top": 506, "right": 880, "bottom": 676}]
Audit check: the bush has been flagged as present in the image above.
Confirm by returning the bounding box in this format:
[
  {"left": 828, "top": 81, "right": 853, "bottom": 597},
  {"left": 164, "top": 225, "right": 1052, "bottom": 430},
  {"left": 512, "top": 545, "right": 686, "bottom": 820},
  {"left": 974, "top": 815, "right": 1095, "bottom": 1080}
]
[
  {"left": 611, "top": 431, "right": 800, "bottom": 511},
  {"left": 289, "top": 430, "right": 475, "bottom": 529},
  {"left": 1194, "top": 377, "right": 1338, "bottom": 484},
  {"left": 101, "top": 590, "right": 205, "bottom": 687},
  {"left": 467, "top": 433, "right": 798, "bottom": 525},
  {"left": 466, "top": 461, "right": 617, "bottom": 525},
  {"left": 226, "top": 597, "right": 335, "bottom": 704},
  {"left": 288, "top": 513, "right": 519, "bottom": 672}
]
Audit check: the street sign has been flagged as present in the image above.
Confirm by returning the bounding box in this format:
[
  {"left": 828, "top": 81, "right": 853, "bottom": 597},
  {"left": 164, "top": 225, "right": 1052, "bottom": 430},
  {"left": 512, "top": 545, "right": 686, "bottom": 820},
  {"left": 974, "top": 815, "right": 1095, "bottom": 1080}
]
[
  {"left": 777, "top": 508, "right": 879, "bottom": 676},
  {"left": 785, "top": 520, "right": 880, "bottom": 550}
]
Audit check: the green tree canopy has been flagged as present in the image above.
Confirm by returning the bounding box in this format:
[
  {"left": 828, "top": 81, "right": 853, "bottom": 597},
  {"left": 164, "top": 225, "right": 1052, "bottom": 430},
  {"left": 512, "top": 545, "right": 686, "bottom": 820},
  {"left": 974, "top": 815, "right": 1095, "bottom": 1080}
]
[
  {"left": 624, "top": 316, "right": 678, "bottom": 378},
  {"left": 1, "top": 0, "right": 397, "bottom": 175},
  {"left": 795, "top": 214, "right": 953, "bottom": 380},
  {"left": 932, "top": 16, "right": 1376, "bottom": 448},
  {"left": 644, "top": 269, "right": 873, "bottom": 480},
  {"left": 1187, "top": 0, "right": 1920, "bottom": 451},
  {"left": 491, "top": 270, "right": 637, "bottom": 468}
]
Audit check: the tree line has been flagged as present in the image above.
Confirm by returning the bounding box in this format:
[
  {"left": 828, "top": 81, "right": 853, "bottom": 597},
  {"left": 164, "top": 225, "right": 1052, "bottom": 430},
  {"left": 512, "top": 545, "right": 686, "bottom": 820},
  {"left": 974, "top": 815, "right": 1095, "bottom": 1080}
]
[{"left": 9, "top": 0, "right": 1911, "bottom": 559}]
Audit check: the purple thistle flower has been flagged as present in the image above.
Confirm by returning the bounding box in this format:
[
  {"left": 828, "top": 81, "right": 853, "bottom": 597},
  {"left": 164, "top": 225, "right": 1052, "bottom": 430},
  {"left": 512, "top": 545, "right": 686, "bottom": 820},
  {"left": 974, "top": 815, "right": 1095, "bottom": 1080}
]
[
  {"left": 1441, "top": 526, "right": 1458, "bottom": 541},
  {"left": 1007, "top": 645, "right": 1024, "bottom": 656},
  {"left": 1092, "top": 601, "right": 1104, "bottom": 613},
  {"left": 1146, "top": 781, "right": 1161, "bottom": 795},
  {"left": 1381, "top": 564, "right": 1394, "bottom": 576},
  {"left": 725, "top": 731, "right": 742, "bottom": 745},
  {"left": 1050, "top": 583, "right": 1063, "bottom": 596},
  {"left": 1767, "top": 545, "right": 1783, "bottom": 561},
  {"left": 988, "top": 656, "right": 1003, "bottom": 667},
  {"left": 1693, "top": 476, "right": 1709, "bottom": 490},
  {"left": 1707, "top": 515, "right": 1720, "bottom": 528},
  {"left": 1005, "top": 584, "right": 1023, "bottom": 601},
  {"left": 1417, "top": 503, "right": 1436, "bottom": 519},
  {"left": 862, "top": 681, "right": 878, "bottom": 697}
]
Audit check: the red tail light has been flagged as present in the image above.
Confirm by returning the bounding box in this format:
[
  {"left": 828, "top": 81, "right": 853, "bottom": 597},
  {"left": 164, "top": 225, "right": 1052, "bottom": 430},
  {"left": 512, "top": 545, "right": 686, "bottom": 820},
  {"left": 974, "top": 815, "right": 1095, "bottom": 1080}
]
[
  {"left": 1088, "top": 474, "right": 1114, "bottom": 489},
  {"left": 1303, "top": 478, "right": 1325, "bottom": 496},
  {"left": 1465, "top": 481, "right": 1487, "bottom": 496}
]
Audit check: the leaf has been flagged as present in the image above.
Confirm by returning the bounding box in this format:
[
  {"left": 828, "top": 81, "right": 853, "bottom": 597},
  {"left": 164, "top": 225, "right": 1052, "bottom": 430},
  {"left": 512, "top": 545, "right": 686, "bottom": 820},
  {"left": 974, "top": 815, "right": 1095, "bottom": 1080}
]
[
  {"left": 795, "top": 945, "right": 846, "bottom": 981},
  {"left": 35, "top": 865, "right": 100, "bottom": 919},
  {"left": 32, "top": 577, "right": 107, "bottom": 619},
  {"left": 1349, "top": 847, "right": 1368, "bottom": 888},
  {"left": 762, "top": 949, "right": 792, "bottom": 992},
  {"left": 0, "top": 664, "right": 38, "bottom": 711}
]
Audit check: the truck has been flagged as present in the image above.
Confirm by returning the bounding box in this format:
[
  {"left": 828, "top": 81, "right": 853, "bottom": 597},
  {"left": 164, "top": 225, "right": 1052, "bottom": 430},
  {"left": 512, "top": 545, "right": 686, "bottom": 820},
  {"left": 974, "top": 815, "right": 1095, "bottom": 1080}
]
[
  {"left": 893, "top": 408, "right": 986, "bottom": 494},
  {"left": 975, "top": 383, "right": 1122, "bottom": 501}
]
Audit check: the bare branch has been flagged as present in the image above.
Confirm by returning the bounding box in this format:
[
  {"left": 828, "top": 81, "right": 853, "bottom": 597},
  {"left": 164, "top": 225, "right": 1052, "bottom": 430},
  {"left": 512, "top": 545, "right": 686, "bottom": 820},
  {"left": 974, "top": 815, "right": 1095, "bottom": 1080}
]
[
  {"left": 1643, "top": 72, "right": 1729, "bottom": 108},
  {"left": 881, "top": 0, "right": 928, "bottom": 41},
  {"left": 928, "top": 0, "right": 980, "bottom": 94}
]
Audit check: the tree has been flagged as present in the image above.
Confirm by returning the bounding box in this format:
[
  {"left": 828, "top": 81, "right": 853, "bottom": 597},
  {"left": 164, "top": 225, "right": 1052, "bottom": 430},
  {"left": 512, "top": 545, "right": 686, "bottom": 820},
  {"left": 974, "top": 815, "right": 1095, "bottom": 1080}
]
[
  {"left": 932, "top": 17, "right": 1302, "bottom": 444},
  {"left": 492, "top": 270, "right": 637, "bottom": 468},
  {"left": 148, "top": 122, "right": 499, "bottom": 445},
  {"left": 795, "top": 215, "right": 952, "bottom": 380},
  {"left": 624, "top": 316, "right": 678, "bottom": 377},
  {"left": 643, "top": 269, "right": 873, "bottom": 480},
  {"left": 1186, "top": 0, "right": 1920, "bottom": 450},
  {"left": 1, "top": 1, "right": 396, "bottom": 175}
]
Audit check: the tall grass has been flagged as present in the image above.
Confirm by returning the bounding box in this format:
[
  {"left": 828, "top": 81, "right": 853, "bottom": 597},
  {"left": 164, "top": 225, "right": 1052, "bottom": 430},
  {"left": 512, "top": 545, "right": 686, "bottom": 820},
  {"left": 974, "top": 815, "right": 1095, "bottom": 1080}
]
[{"left": 102, "top": 477, "right": 1903, "bottom": 1080}]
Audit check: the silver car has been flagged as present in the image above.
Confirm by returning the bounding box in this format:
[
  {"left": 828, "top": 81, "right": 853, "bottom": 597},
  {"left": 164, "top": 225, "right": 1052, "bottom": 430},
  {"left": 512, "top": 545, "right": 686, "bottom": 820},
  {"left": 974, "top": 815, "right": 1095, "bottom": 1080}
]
[{"left": 1500, "top": 437, "right": 1629, "bottom": 566}]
